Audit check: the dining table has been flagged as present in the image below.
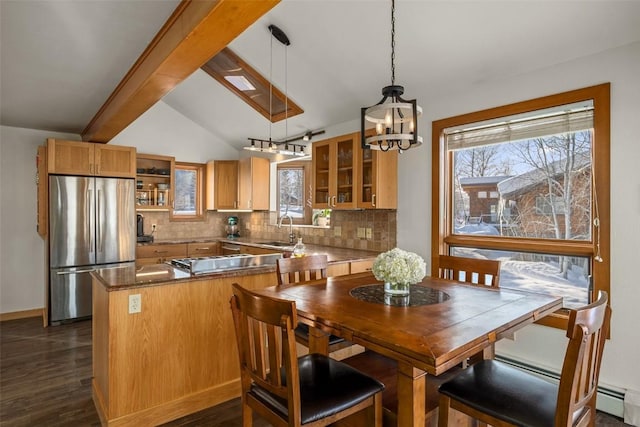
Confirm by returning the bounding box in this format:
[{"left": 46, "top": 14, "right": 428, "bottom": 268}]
[{"left": 256, "top": 271, "right": 563, "bottom": 426}]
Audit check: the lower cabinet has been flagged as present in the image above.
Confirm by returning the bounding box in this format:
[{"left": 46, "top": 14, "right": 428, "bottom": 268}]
[
  {"left": 136, "top": 241, "right": 220, "bottom": 266},
  {"left": 92, "top": 270, "right": 277, "bottom": 426},
  {"left": 135, "top": 243, "right": 187, "bottom": 266},
  {"left": 187, "top": 242, "right": 220, "bottom": 257}
]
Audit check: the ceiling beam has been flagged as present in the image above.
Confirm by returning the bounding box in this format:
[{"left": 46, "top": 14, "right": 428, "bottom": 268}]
[{"left": 82, "top": 0, "right": 279, "bottom": 143}]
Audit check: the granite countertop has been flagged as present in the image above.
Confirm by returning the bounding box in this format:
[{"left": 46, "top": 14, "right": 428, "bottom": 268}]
[
  {"left": 91, "top": 262, "right": 277, "bottom": 291},
  {"left": 137, "top": 236, "right": 226, "bottom": 245},
  {"left": 107, "top": 237, "right": 381, "bottom": 290},
  {"left": 218, "top": 237, "right": 380, "bottom": 263},
  {"left": 138, "top": 236, "right": 380, "bottom": 264}
]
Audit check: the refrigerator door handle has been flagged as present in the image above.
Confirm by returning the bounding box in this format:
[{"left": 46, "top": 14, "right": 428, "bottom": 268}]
[
  {"left": 57, "top": 268, "right": 95, "bottom": 275},
  {"left": 88, "top": 188, "right": 94, "bottom": 252},
  {"left": 97, "top": 189, "right": 102, "bottom": 252}
]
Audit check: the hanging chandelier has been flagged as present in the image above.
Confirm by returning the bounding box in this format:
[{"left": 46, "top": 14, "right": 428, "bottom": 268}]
[{"left": 361, "top": 0, "right": 422, "bottom": 152}]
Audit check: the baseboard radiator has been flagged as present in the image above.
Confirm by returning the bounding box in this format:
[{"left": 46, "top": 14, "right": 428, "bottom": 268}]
[{"left": 495, "top": 355, "right": 625, "bottom": 418}]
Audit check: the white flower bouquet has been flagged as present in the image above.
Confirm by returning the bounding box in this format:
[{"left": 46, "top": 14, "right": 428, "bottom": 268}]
[{"left": 372, "top": 248, "right": 426, "bottom": 288}]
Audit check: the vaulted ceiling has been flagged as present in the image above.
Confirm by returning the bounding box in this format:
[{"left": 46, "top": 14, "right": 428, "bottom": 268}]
[{"left": 2, "top": 0, "right": 640, "bottom": 152}]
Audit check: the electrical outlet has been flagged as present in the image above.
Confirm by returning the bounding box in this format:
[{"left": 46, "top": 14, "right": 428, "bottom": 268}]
[
  {"left": 357, "top": 227, "right": 366, "bottom": 238},
  {"left": 129, "top": 294, "right": 141, "bottom": 314},
  {"left": 365, "top": 228, "right": 372, "bottom": 239},
  {"left": 334, "top": 226, "right": 341, "bottom": 237},
  {"left": 151, "top": 224, "right": 157, "bottom": 232}
]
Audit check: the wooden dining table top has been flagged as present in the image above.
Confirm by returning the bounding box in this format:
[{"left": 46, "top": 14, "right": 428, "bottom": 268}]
[{"left": 257, "top": 272, "right": 563, "bottom": 376}]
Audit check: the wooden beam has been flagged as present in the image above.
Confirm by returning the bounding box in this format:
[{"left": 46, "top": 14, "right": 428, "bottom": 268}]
[{"left": 82, "top": 0, "right": 280, "bottom": 143}]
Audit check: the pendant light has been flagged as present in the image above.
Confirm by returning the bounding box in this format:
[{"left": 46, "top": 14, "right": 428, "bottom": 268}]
[
  {"left": 245, "top": 24, "right": 307, "bottom": 156},
  {"left": 361, "top": 0, "right": 422, "bottom": 152}
]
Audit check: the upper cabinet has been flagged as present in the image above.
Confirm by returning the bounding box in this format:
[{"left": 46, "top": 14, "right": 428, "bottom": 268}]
[
  {"left": 206, "top": 160, "right": 239, "bottom": 210},
  {"left": 312, "top": 131, "right": 397, "bottom": 210},
  {"left": 356, "top": 146, "right": 397, "bottom": 209},
  {"left": 136, "top": 154, "right": 175, "bottom": 210},
  {"left": 47, "top": 139, "right": 136, "bottom": 178},
  {"left": 312, "top": 132, "right": 358, "bottom": 209},
  {"left": 238, "top": 157, "right": 270, "bottom": 210},
  {"left": 206, "top": 158, "right": 270, "bottom": 211}
]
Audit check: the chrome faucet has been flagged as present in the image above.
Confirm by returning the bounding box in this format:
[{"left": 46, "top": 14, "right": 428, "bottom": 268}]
[{"left": 278, "top": 214, "right": 295, "bottom": 244}]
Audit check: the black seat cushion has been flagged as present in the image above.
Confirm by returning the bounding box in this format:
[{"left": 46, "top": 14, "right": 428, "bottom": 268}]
[
  {"left": 439, "top": 360, "right": 559, "bottom": 427},
  {"left": 295, "top": 323, "right": 345, "bottom": 346},
  {"left": 249, "top": 353, "right": 384, "bottom": 424}
]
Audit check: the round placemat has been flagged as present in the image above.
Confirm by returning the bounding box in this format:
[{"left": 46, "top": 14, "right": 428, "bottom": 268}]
[{"left": 349, "top": 284, "right": 450, "bottom": 307}]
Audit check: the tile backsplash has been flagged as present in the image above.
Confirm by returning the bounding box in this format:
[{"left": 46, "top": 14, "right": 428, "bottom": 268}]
[{"left": 137, "top": 210, "right": 396, "bottom": 252}]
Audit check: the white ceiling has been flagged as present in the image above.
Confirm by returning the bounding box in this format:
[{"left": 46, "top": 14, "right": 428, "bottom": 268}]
[{"left": 3, "top": 0, "right": 640, "bottom": 151}]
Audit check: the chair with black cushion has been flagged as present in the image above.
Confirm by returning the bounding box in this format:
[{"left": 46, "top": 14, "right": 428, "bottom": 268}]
[
  {"left": 437, "top": 254, "right": 501, "bottom": 288},
  {"left": 229, "top": 282, "right": 384, "bottom": 427},
  {"left": 438, "top": 291, "right": 611, "bottom": 427},
  {"left": 276, "top": 255, "right": 352, "bottom": 353}
]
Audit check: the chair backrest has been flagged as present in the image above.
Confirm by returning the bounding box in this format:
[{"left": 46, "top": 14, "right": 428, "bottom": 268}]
[
  {"left": 276, "top": 254, "right": 328, "bottom": 285},
  {"left": 229, "top": 283, "right": 302, "bottom": 422},
  {"left": 437, "top": 255, "right": 501, "bottom": 288},
  {"left": 556, "top": 291, "right": 611, "bottom": 426}
]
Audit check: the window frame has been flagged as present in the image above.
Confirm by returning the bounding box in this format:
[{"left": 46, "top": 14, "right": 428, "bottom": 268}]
[
  {"left": 431, "top": 84, "right": 610, "bottom": 329},
  {"left": 170, "top": 161, "right": 205, "bottom": 222},
  {"left": 276, "top": 161, "right": 312, "bottom": 225}
]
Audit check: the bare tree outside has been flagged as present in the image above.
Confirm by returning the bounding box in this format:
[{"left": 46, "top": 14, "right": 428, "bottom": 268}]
[{"left": 451, "top": 129, "right": 593, "bottom": 306}]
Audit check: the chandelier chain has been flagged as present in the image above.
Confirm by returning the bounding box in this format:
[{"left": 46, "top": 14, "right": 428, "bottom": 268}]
[
  {"left": 391, "top": 0, "right": 396, "bottom": 86},
  {"left": 269, "top": 27, "right": 273, "bottom": 142}
]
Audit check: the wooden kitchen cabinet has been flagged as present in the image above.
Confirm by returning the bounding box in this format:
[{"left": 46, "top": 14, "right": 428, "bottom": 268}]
[
  {"left": 206, "top": 160, "right": 239, "bottom": 210},
  {"left": 47, "top": 138, "right": 136, "bottom": 178},
  {"left": 136, "top": 153, "right": 174, "bottom": 210},
  {"left": 135, "top": 243, "right": 187, "bottom": 266},
  {"left": 356, "top": 145, "right": 397, "bottom": 209},
  {"left": 92, "top": 270, "right": 277, "bottom": 426},
  {"left": 187, "top": 242, "right": 220, "bottom": 257},
  {"left": 350, "top": 258, "right": 375, "bottom": 274},
  {"left": 238, "top": 157, "right": 270, "bottom": 210},
  {"left": 312, "top": 132, "right": 358, "bottom": 209}
]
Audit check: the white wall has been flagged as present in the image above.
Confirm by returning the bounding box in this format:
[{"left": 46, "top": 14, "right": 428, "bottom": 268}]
[
  {"left": 397, "top": 42, "right": 640, "bottom": 399},
  {"left": 0, "top": 126, "right": 80, "bottom": 313},
  {"left": 110, "top": 100, "right": 240, "bottom": 162}
]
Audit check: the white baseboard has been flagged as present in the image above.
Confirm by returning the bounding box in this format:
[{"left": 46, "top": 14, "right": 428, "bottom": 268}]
[{"left": 624, "top": 389, "right": 640, "bottom": 426}]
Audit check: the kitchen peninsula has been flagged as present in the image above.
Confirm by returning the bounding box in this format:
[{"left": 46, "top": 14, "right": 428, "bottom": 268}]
[{"left": 91, "top": 243, "right": 378, "bottom": 426}]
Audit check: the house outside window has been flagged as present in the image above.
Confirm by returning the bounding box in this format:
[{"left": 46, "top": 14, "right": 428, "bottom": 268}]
[{"left": 432, "top": 84, "right": 610, "bottom": 328}]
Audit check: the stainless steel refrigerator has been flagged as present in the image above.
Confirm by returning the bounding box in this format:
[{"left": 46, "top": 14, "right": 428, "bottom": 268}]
[{"left": 49, "top": 175, "right": 136, "bottom": 323}]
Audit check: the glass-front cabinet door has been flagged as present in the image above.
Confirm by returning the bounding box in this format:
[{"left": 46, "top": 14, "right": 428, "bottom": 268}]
[
  {"left": 312, "top": 133, "right": 358, "bottom": 209},
  {"left": 312, "top": 141, "right": 331, "bottom": 207}
]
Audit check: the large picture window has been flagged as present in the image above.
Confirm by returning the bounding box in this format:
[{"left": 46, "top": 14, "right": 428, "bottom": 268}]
[{"left": 432, "top": 84, "right": 610, "bottom": 328}]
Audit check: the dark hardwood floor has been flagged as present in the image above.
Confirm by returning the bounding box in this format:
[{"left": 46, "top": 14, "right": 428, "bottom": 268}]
[{"left": 0, "top": 317, "right": 630, "bottom": 426}]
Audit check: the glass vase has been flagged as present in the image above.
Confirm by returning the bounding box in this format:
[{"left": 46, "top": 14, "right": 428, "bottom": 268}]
[{"left": 384, "top": 282, "right": 411, "bottom": 296}]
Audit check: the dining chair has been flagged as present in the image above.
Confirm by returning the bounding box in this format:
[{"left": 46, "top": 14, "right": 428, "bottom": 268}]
[
  {"left": 438, "top": 291, "right": 611, "bottom": 427},
  {"left": 437, "top": 254, "right": 501, "bottom": 288},
  {"left": 438, "top": 254, "right": 502, "bottom": 366},
  {"left": 276, "top": 255, "right": 352, "bottom": 353},
  {"left": 276, "top": 254, "right": 328, "bottom": 285},
  {"left": 229, "top": 282, "right": 384, "bottom": 427}
]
